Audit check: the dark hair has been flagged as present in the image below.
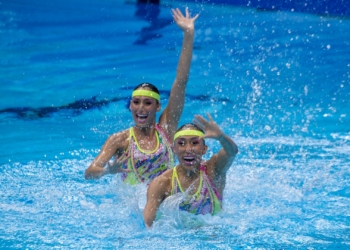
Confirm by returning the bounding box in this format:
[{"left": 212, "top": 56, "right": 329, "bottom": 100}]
[
  {"left": 133, "top": 82, "right": 159, "bottom": 94},
  {"left": 176, "top": 123, "right": 205, "bottom": 133}
]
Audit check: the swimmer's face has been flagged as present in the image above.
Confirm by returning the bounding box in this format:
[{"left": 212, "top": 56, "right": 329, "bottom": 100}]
[
  {"left": 129, "top": 87, "right": 160, "bottom": 127},
  {"left": 174, "top": 132, "right": 207, "bottom": 169}
]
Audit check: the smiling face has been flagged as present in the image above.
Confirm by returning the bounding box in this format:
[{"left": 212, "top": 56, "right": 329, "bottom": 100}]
[
  {"left": 129, "top": 87, "right": 161, "bottom": 128},
  {"left": 174, "top": 128, "right": 207, "bottom": 171}
]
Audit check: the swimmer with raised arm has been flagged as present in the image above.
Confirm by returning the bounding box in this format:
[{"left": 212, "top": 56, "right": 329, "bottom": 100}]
[
  {"left": 143, "top": 113, "right": 238, "bottom": 228},
  {"left": 85, "top": 8, "right": 199, "bottom": 185}
]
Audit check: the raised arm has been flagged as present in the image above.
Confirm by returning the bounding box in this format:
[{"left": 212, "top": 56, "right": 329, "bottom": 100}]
[
  {"left": 159, "top": 8, "right": 199, "bottom": 140},
  {"left": 193, "top": 113, "right": 238, "bottom": 174},
  {"left": 84, "top": 132, "right": 130, "bottom": 180}
]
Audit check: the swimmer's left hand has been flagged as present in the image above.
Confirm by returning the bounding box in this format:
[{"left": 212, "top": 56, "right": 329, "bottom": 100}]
[{"left": 193, "top": 113, "right": 224, "bottom": 140}]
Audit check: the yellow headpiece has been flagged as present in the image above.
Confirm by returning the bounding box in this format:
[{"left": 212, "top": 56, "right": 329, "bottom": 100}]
[
  {"left": 174, "top": 130, "right": 204, "bottom": 140},
  {"left": 132, "top": 89, "right": 160, "bottom": 101}
]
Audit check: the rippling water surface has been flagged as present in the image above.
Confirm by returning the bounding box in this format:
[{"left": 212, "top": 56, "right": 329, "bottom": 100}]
[{"left": 1, "top": 0, "right": 349, "bottom": 248}]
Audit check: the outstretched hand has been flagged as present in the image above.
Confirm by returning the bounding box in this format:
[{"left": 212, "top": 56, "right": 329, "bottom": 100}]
[
  {"left": 171, "top": 7, "right": 199, "bottom": 33},
  {"left": 193, "top": 113, "right": 224, "bottom": 140},
  {"left": 107, "top": 155, "right": 132, "bottom": 174}
]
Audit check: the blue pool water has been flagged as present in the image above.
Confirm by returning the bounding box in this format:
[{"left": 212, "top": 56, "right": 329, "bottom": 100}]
[{"left": 1, "top": 0, "right": 349, "bottom": 248}]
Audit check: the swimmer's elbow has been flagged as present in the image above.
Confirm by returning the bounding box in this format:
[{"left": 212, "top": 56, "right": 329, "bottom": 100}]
[
  {"left": 144, "top": 217, "right": 154, "bottom": 229},
  {"left": 145, "top": 221, "right": 152, "bottom": 229},
  {"left": 84, "top": 168, "right": 100, "bottom": 180},
  {"left": 230, "top": 142, "right": 239, "bottom": 156},
  {"left": 143, "top": 214, "right": 153, "bottom": 229},
  {"left": 227, "top": 147, "right": 238, "bottom": 158},
  {"left": 234, "top": 146, "right": 239, "bottom": 155},
  {"left": 84, "top": 171, "right": 92, "bottom": 180}
]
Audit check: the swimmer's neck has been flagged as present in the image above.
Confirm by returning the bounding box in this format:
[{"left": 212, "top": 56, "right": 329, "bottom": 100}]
[
  {"left": 133, "top": 124, "right": 156, "bottom": 136},
  {"left": 177, "top": 165, "right": 200, "bottom": 180}
]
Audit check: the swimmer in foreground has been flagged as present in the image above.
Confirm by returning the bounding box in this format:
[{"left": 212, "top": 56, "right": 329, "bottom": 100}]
[
  {"left": 84, "top": 8, "right": 199, "bottom": 185},
  {"left": 143, "top": 113, "right": 238, "bottom": 228}
]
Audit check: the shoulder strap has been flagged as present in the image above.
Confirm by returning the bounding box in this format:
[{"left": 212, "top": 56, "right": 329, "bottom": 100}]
[
  {"left": 171, "top": 167, "right": 178, "bottom": 195},
  {"left": 200, "top": 164, "right": 222, "bottom": 215},
  {"left": 155, "top": 124, "right": 171, "bottom": 143},
  {"left": 155, "top": 124, "right": 175, "bottom": 168},
  {"left": 129, "top": 127, "right": 135, "bottom": 139},
  {"left": 117, "top": 128, "right": 132, "bottom": 162}
]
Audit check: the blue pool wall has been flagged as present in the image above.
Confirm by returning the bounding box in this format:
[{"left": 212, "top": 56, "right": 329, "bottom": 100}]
[{"left": 174, "top": 0, "right": 350, "bottom": 17}]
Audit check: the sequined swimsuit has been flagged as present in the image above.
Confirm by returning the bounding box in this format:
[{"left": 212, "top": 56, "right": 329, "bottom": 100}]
[
  {"left": 121, "top": 124, "right": 174, "bottom": 185},
  {"left": 171, "top": 165, "right": 222, "bottom": 215}
]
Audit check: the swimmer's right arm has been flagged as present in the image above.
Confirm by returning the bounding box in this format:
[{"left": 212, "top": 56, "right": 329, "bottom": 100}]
[
  {"left": 143, "top": 176, "right": 170, "bottom": 228},
  {"left": 84, "top": 132, "right": 130, "bottom": 180},
  {"left": 159, "top": 8, "right": 199, "bottom": 140}
]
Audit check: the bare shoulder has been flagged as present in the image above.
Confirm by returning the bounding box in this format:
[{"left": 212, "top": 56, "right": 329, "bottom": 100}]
[
  {"left": 202, "top": 158, "right": 219, "bottom": 180},
  {"left": 153, "top": 168, "right": 172, "bottom": 185},
  {"left": 108, "top": 129, "right": 129, "bottom": 143},
  {"left": 204, "top": 155, "right": 217, "bottom": 173},
  {"left": 104, "top": 129, "right": 130, "bottom": 151},
  {"left": 149, "top": 168, "right": 173, "bottom": 194},
  {"left": 202, "top": 158, "right": 227, "bottom": 193}
]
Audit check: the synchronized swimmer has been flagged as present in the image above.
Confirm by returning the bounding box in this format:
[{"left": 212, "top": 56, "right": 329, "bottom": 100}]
[
  {"left": 85, "top": 8, "right": 199, "bottom": 185},
  {"left": 143, "top": 113, "right": 238, "bottom": 227}
]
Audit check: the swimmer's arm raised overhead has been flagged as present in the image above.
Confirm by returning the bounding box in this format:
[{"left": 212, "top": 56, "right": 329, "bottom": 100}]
[
  {"left": 143, "top": 173, "right": 171, "bottom": 228},
  {"left": 84, "top": 131, "right": 131, "bottom": 180},
  {"left": 159, "top": 8, "right": 199, "bottom": 140},
  {"left": 194, "top": 113, "right": 238, "bottom": 174}
]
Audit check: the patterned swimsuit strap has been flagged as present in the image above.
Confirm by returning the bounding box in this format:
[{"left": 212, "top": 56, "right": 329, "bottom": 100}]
[
  {"left": 199, "top": 164, "right": 223, "bottom": 199},
  {"left": 155, "top": 124, "right": 172, "bottom": 145}
]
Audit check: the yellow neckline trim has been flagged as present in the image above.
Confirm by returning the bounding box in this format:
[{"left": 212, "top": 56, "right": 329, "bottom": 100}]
[
  {"left": 173, "top": 166, "right": 203, "bottom": 197},
  {"left": 130, "top": 127, "right": 159, "bottom": 154}
]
